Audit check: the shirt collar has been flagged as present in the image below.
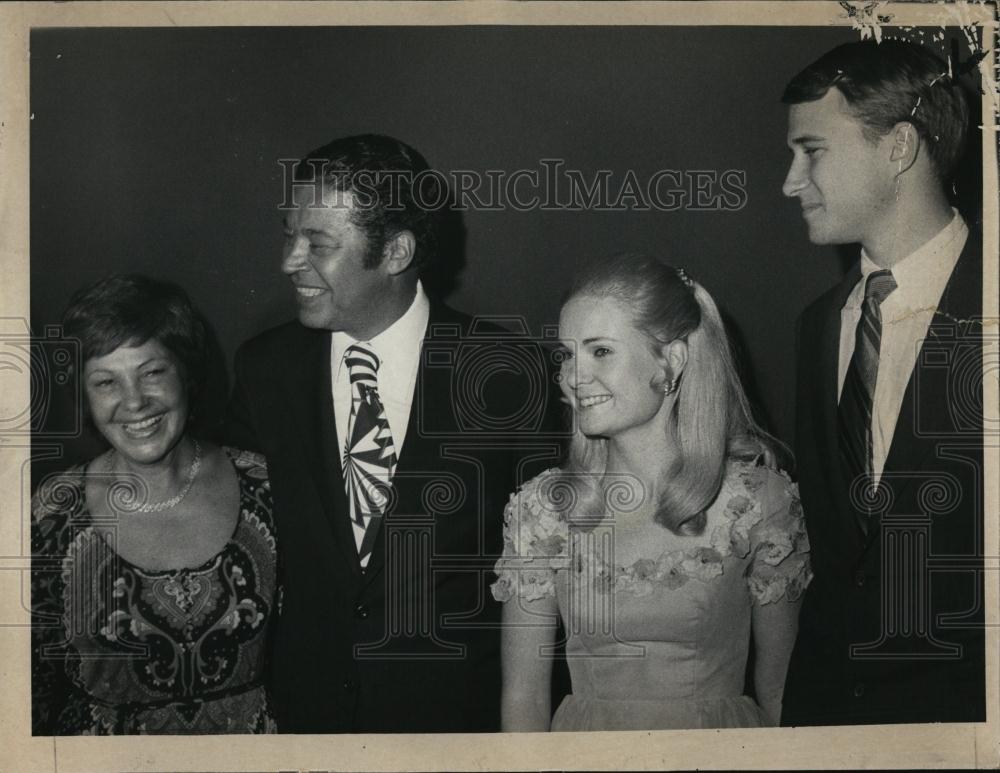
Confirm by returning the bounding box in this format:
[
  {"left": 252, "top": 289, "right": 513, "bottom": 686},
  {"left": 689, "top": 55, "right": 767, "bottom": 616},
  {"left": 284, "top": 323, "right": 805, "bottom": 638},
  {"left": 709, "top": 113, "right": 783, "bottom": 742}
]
[
  {"left": 331, "top": 280, "right": 431, "bottom": 381},
  {"left": 850, "top": 209, "right": 967, "bottom": 311}
]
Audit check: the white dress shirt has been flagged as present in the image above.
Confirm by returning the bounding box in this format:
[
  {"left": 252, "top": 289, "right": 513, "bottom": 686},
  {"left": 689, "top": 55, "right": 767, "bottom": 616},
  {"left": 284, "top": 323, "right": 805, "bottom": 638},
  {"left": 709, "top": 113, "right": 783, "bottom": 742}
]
[
  {"left": 330, "top": 281, "right": 431, "bottom": 556},
  {"left": 837, "top": 210, "right": 968, "bottom": 483}
]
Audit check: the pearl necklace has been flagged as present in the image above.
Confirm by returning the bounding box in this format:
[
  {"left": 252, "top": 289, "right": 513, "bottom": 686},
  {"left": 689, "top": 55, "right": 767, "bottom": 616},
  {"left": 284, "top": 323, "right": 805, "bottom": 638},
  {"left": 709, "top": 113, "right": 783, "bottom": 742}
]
[{"left": 107, "top": 439, "right": 202, "bottom": 513}]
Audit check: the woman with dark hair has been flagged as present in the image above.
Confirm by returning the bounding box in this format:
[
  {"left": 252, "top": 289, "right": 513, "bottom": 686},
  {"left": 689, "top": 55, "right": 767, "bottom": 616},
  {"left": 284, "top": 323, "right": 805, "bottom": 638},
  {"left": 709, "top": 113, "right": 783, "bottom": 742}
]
[
  {"left": 494, "top": 253, "right": 811, "bottom": 731},
  {"left": 31, "top": 274, "right": 277, "bottom": 735}
]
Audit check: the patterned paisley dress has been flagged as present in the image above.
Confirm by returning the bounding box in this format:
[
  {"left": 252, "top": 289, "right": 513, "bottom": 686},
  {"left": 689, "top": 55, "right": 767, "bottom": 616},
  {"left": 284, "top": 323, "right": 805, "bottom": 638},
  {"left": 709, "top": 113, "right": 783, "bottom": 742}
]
[
  {"left": 493, "top": 459, "right": 812, "bottom": 730},
  {"left": 31, "top": 447, "right": 277, "bottom": 735}
]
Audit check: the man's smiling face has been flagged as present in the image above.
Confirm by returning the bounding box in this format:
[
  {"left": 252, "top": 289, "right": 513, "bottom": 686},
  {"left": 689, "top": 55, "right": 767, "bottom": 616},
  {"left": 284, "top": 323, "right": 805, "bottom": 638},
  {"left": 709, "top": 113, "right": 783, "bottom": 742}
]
[{"left": 281, "top": 188, "right": 393, "bottom": 337}]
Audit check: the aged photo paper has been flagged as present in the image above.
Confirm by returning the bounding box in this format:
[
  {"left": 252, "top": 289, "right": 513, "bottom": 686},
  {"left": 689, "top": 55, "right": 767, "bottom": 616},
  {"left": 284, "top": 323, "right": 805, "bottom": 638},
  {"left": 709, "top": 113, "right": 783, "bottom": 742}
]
[{"left": 1, "top": 1, "right": 997, "bottom": 770}]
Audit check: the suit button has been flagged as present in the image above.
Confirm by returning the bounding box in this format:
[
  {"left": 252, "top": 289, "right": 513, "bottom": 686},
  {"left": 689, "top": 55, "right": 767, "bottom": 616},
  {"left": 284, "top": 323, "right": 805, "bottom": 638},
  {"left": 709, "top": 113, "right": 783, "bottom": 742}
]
[
  {"left": 354, "top": 603, "right": 369, "bottom": 620},
  {"left": 854, "top": 571, "right": 866, "bottom": 588},
  {"left": 853, "top": 682, "right": 865, "bottom": 698},
  {"left": 342, "top": 678, "right": 355, "bottom": 691}
]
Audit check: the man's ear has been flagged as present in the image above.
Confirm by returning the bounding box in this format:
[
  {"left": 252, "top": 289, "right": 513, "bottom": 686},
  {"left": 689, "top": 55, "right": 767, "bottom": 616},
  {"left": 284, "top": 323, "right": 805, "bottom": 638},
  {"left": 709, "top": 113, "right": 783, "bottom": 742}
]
[
  {"left": 382, "top": 230, "right": 416, "bottom": 275},
  {"left": 888, "top": 121, "right": 920, "bottom": 175}
]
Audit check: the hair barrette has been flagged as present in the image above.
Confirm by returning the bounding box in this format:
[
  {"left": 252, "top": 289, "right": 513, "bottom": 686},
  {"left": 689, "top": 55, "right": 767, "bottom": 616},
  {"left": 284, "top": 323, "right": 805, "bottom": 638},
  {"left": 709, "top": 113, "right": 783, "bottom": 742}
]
[{"left": 675, "top": 267, "right": 694, "bottom": 289}]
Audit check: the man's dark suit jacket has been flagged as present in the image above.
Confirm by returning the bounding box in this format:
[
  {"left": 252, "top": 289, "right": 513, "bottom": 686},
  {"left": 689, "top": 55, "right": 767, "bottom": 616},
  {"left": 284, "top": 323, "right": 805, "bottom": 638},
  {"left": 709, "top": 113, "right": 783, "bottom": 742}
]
[
  {"left": 782, "top": 231, "right": 985, "bottom": 725},
  {"left": 225, "top": 303, "right": 561, "bottom": 733}
]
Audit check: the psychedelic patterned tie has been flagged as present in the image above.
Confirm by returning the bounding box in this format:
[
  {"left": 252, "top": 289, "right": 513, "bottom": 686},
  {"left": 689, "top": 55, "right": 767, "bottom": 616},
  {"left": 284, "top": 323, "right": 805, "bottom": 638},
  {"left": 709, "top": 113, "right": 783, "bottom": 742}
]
[
  {"left": 838, "top": 269, "right": 897, "bottom": 500},
  {"left": 343, "top": 344, "right": 397, "bottom": 543}
]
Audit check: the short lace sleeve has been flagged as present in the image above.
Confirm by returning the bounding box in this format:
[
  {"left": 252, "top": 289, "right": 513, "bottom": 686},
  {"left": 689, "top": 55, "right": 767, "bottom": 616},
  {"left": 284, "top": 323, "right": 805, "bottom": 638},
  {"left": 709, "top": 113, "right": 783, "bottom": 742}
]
[
  {"left": 491, "top": 469, "right": 571, "bottom": 603},
  {"left": 745, "top": 467, "right": 813, "bottom": 606}
]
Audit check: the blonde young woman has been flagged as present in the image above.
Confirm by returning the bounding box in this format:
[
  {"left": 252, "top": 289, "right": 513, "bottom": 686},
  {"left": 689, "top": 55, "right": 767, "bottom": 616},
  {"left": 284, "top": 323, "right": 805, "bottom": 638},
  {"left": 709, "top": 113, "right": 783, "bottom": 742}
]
[{"left": 494, "top": 253, "right": 811, "bottom": 731}]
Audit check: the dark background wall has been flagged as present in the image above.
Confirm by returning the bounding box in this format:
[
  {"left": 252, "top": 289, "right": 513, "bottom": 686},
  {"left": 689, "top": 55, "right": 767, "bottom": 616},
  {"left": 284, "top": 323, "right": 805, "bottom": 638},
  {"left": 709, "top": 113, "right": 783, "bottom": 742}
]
[{"left": 29, "top": 25, "right": 983, "bottom": 474}]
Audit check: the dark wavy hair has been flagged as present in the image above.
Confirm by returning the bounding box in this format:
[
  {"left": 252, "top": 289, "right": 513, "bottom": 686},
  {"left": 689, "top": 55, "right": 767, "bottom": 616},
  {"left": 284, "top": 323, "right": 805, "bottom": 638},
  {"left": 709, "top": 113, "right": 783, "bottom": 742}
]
[
  {"left": 61, "top": 274, "right": 208, "bottom": 401},
  {"left": 291, "top": 133, "right": 442, "bottom": 272},
  {"left": 782, "top": 39, "right": 970, "bottom": 182}
]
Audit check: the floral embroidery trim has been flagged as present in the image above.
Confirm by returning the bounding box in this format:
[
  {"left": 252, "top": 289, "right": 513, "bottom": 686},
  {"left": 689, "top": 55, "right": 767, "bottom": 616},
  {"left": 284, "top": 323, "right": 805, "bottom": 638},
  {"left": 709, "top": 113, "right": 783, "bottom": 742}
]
[{"left": 492, "top": 462, "right": 812, "bottom": 604}]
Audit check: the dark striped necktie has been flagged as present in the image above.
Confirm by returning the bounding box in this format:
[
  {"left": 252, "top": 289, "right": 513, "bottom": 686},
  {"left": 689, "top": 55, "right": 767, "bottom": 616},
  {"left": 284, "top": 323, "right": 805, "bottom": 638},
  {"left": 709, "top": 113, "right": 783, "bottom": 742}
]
[
  {"left": 343, "top": 344, "right": 397, "bottom": 538},
  {"left": 838, "top": 269, "right": 897, "bottom": 503}
]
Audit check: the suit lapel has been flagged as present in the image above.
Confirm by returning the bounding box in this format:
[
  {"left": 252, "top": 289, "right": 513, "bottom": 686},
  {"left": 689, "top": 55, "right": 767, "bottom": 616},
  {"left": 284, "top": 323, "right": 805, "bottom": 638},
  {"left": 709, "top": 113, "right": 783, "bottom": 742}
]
[
  {"left": 878, "top": 232, "right": 982, "bottom": 501},
  {"left": 818, "top": 265, "right": 868, "bottom": 542},
  {"left": 291, "top": 328, "right": 363, "bottom": 577},
  {"left": 359, "top": 304, "right": 466, "bottom": 588},
  {"left": 356, "top": 305, "right": 443, "bottom": 586}
]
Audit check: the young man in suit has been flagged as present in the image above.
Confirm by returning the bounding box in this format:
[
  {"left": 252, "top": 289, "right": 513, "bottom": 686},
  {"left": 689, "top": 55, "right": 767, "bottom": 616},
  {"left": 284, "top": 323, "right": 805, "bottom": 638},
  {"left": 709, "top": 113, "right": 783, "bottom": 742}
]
[
  {"left": 225, "top": 134, "right": 559, "bottom": 732},
  {"left": 779, "top": 40, "right": 984, "bottom": 726}
]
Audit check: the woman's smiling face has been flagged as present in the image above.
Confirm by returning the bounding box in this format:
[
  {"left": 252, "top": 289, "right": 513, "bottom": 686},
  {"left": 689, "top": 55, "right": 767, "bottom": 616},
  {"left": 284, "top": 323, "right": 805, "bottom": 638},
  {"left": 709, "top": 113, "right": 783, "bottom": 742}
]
[
  {"left": 83, "top": 338, "right": 189, "bottom": 467},
  {"left": 558, "top": 294, "right": 668, "bottom": 440}
]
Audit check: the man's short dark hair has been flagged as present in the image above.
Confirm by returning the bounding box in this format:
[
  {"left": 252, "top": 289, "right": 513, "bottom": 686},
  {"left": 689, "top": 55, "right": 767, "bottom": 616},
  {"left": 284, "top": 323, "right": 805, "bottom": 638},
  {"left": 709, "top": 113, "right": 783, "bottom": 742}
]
[
  {"left": 782, "top": 39, "right": 970, "bottom": 182},
  {"left": 292, "top": 134, "right": 443, "bottom": 272}
]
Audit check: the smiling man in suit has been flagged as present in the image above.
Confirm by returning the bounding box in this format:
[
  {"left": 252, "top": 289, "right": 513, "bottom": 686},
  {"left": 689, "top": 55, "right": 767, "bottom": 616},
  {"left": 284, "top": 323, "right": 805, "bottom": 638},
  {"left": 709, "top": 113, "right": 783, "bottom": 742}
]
[
  {"left": 225, "top": 134, "right": 557, "bottom": 732},
  {"left": 778, "top": 40, "right": 984, "bottom": 725}
]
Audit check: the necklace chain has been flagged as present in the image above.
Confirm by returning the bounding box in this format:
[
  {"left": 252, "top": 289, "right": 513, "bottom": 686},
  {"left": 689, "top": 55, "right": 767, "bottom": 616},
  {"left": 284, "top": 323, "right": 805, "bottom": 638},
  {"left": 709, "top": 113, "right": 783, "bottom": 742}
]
[{"left": 107, "top": 439, "right": 202, "bottom": 513}]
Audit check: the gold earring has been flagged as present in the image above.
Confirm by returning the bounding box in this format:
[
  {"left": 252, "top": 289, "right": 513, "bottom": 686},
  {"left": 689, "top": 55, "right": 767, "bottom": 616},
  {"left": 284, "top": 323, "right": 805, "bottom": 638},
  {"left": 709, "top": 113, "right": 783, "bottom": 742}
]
[{"left": 662, "top": 376, "right": 679, "bottom": 396}]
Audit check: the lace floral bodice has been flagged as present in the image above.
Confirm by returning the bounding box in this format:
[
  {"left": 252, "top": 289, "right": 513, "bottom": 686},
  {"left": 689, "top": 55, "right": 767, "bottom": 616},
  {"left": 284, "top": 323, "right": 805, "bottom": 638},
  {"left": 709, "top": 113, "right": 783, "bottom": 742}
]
[{"left": 492, "top": 459, "right": 812, "bottom": 605}]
